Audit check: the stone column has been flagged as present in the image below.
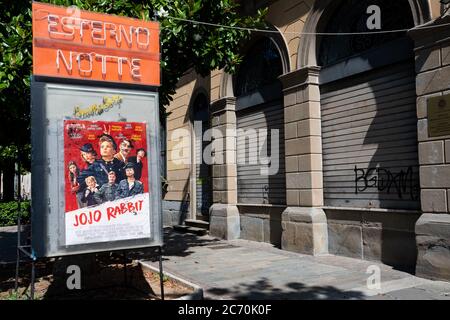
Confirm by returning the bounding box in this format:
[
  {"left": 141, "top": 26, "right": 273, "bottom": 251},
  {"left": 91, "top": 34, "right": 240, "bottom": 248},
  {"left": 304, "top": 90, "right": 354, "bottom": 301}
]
[
  {"left": 278, "top": 66, "right": 328, "bottom": 256},
  {"left": 409, "top": 13, "right": 450, "bottom": 281},
  {"left": 208, "top": 97, "right": 240, "bottom": 240}
]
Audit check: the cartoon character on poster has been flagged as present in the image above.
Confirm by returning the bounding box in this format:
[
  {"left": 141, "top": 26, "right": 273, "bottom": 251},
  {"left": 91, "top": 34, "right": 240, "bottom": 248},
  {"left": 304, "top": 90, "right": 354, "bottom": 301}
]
[{"left": 64, "top": 120, "right": 151, "bottom": 246}]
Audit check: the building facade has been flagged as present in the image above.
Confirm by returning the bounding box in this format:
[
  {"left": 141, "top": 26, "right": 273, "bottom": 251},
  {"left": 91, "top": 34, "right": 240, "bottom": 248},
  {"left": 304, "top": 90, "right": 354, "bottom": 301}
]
[{"left": 163, "top": 0, "right": 450, "bottom": 281}]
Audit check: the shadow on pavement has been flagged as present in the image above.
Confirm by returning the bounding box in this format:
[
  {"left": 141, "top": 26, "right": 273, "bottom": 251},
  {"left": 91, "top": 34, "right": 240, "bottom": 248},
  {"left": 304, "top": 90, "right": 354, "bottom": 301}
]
[
  {"left": 43, "top": 253, "right": 156, "bottom": 300},
  {"left": 0, "top": 226, "right": 31, "bottom": 264},
  {"left": 206, "top": 277, "right": 366, "bottom": 300},
  {"left": 128, "top": 228, "right": 221, "bottom": 262}
]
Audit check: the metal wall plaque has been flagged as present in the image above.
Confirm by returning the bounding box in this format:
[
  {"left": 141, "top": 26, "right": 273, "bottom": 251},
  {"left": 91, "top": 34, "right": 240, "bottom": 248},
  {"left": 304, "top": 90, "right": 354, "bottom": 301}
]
[{"left": 428, "top": 94, "right": 450, "bottom": 137}]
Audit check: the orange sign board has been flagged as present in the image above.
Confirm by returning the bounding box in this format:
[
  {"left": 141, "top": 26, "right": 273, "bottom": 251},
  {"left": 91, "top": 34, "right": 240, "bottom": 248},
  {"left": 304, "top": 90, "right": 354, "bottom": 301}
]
[{"left": 32, "top": 2, "right": 160, "bottom": 86}]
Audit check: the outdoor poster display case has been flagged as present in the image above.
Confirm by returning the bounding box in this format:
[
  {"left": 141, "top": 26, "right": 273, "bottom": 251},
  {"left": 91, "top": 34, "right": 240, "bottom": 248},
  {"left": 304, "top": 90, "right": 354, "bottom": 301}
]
[{"left": 30, "top": 2, "right": 162, "bottom": 257}]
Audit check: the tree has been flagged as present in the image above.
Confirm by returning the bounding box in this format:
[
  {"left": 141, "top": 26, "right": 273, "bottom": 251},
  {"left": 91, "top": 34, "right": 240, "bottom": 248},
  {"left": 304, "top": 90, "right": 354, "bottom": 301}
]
[
  {"left": 0, "top": 0, "right": 267, "bottom": 199},
  {"left": 0, "top": 1, "right": 32, "bottom": 200}
]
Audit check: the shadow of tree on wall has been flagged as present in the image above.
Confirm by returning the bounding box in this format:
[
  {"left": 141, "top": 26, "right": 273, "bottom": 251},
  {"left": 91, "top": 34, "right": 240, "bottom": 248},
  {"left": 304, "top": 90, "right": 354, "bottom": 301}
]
[
  {"left": 317, "top": 0, "right": 421, "bottom": 274},
  {"left": 359, "top": 60, "right": 421, "bottom": 273},
  {"left": 205, "top": 277, "right": 366, "bottom": 300}
]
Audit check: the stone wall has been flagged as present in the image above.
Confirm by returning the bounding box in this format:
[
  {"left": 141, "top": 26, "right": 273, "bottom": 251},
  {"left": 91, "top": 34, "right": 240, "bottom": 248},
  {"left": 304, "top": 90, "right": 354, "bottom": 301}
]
[
  {"left": 325, "top": 208, "right": 420, "bottom": 272},
  {"left": 162, "top": 0, "right": 450, "bottom": 282},
  {"left": 281, "top": 67, "right": 323, "bottom": 208},
  {"left": 209, "top": 98, "right": 240, "bottom": 240},
  {"left": 238, "top": 205, "right": 284, "bottom": 247},
  {"left": 410, "top": 14, "right": 450, "bottom": 281},
  {"left": 162, "top": 200, "right": 190, "bottom": 227},
  {"left": 278, "top": 67, "right": 328, "bottom": 256}
]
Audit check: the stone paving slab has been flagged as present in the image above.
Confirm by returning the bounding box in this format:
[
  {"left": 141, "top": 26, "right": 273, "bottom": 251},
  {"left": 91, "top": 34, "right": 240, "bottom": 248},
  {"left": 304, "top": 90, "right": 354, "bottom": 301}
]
[{"left": 141, "top": 230, "right": 450, "bottom": 300}]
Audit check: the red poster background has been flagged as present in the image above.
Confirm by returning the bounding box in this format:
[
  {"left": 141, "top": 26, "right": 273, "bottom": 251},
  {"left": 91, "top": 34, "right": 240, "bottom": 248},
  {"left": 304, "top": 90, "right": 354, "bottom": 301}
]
[{"left": 64, "top": 120, "right": 149, "bottom": 212}]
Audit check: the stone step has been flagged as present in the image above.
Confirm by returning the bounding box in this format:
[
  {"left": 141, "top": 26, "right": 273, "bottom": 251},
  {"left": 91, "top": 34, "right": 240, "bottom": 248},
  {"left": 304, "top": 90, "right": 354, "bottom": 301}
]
[
  {"left": 173, "top": 225, "right": 208, "bottom": 236},
  {"left": 185, "top": 219, "right": 210, "bottom": 230}
]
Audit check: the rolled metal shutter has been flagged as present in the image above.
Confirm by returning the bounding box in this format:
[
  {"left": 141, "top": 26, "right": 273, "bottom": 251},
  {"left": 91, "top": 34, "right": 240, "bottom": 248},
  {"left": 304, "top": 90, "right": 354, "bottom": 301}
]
[
  {"left": 320, "top": 61, "right": 420, "bottom": 210},
  {"left": 195, "top": 118, "right": 212, "bottom": 216},
  {"left": 236, "top": 101, "right": 286, "bottom": 204}
]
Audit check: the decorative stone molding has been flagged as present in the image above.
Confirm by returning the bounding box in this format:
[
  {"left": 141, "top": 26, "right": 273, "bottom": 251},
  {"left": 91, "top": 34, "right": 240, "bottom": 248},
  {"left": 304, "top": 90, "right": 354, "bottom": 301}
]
[{"left": 279, "top": 66, "right": 321, "bottom": 93}]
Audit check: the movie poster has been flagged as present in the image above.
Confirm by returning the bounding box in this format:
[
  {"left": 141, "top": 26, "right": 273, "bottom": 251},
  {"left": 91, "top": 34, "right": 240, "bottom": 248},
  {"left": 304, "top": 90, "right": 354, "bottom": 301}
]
[{"left": 64, "top": 120, "right": 151, "bottom": 246}]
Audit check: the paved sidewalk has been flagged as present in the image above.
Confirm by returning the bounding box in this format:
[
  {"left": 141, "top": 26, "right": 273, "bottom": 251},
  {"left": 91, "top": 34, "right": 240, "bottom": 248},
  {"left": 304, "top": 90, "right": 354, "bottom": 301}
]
[
  {"left": 3, "top": 226, "right": 450, "bottom": 300},
  {"left": 141, "top": 230, "right": 450, "bottom": 300}
]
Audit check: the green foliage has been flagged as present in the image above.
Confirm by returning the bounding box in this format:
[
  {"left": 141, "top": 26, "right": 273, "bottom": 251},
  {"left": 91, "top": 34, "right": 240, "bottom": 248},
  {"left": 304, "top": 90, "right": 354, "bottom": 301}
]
[
  {"left": 3, "top": 291, "right": 21, "bottom": 300},
  {"left": 0, "top": 200, "right": 31, "bottom": 227},
  {"left": 0, "top": 144, "right": 31, "bottom": 173},
  {"left": 154, "top": 0, "right": 268, "bottom": 105},
  {"left": 2, "top": 289, "right": 41, "bottom": 300},
  {"left": 0, "top": 1, "right": 33, "bottom": 168},
  {"left": 0, "top": 0, "right": 267, "bottom": 166}
]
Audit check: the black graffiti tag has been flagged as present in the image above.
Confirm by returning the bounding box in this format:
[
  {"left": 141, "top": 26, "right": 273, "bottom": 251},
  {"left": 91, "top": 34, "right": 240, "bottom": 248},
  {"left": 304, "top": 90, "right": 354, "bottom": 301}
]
[{"left": 354, "top": 166, "right": 419, "bottom": 200}]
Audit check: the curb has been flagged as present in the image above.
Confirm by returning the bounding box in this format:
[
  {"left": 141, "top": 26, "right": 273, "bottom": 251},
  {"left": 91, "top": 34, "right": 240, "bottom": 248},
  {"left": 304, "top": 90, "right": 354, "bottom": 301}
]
[{"left": 139, "top": 261, "right": 204, "bottom": 300}]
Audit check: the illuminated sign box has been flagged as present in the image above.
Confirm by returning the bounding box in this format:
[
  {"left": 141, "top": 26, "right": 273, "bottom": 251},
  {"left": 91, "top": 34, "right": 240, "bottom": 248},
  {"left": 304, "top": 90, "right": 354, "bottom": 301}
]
[{"left": 32, "top": 2, "right": 160, "bottom": 86}]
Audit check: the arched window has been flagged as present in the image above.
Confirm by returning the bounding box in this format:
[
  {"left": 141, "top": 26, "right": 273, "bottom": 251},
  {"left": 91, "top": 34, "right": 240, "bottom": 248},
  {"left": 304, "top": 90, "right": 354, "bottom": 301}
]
[
  {"left": 234, "top": 37, "right": 283, "bottom": 98},
  {"left": 318, "top": 0, "right": 415, "bottom": 67}
]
